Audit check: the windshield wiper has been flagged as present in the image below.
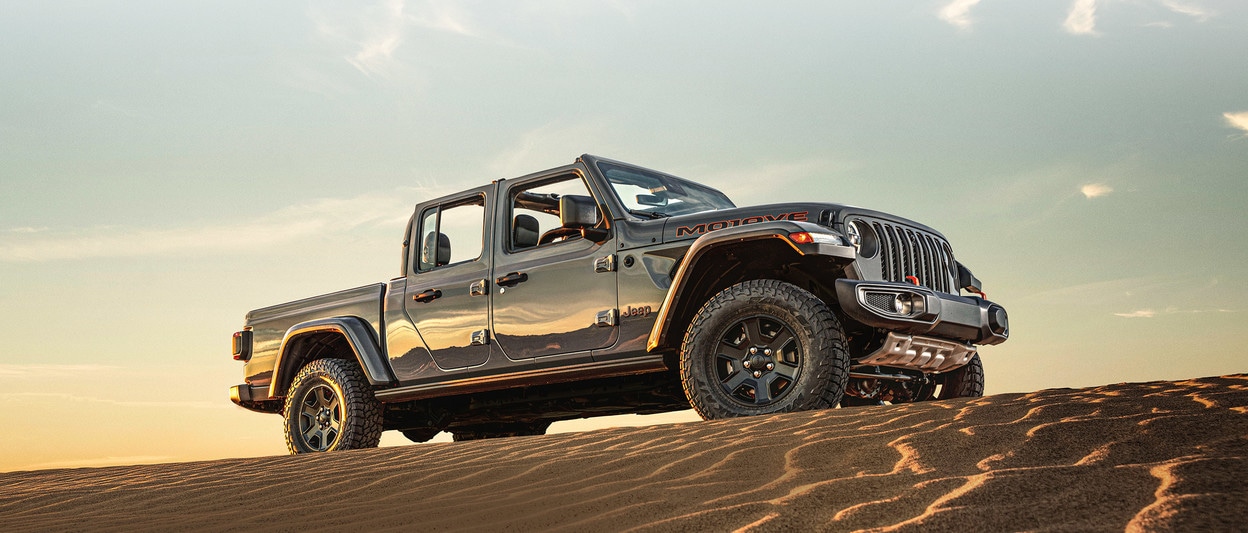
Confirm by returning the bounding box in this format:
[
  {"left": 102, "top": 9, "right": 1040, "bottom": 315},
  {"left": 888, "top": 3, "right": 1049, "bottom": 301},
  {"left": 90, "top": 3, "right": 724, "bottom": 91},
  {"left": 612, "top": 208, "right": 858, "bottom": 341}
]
[{"left": 631, "top": 209, "right": 668, "bottom": 219}]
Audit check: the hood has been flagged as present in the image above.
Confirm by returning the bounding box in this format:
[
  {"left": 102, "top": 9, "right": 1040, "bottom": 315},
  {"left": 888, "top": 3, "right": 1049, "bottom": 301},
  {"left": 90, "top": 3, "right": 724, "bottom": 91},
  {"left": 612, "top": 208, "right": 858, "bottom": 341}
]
[{"left": 658, "top": 202, "right": 946, "bottom": 243}]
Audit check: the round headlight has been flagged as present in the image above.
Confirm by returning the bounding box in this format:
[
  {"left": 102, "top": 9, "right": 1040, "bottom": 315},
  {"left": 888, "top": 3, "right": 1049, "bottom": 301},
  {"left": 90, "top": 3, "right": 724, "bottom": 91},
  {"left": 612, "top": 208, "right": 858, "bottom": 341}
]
[
  {"left": 845, "top": 222, "right": 862, "bottom": 251},
  {"left": 847, "top": 220, "right": 878, "bottom": 258}
]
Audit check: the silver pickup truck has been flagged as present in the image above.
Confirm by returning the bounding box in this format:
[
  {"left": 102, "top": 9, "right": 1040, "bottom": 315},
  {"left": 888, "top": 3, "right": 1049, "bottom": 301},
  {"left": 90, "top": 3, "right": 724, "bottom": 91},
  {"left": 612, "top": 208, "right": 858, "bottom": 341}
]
[{"left": 230, "top": 155, "right": 1009, "bottom": 453}]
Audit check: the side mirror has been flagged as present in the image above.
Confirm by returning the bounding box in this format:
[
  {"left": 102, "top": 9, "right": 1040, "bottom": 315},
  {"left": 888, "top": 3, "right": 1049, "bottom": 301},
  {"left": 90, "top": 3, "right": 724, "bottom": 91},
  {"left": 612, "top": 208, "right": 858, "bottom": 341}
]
[
  {"left": 560, "top": 195, "right": 608, "bottom": 242},
  {"left": 560, "top": 195, "right": 600, "bottom": 228}
]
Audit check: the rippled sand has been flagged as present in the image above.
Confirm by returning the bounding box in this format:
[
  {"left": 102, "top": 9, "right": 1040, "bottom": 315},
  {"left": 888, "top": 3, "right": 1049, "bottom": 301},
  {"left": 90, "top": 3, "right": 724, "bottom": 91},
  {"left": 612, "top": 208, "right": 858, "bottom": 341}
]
[{"left": 1, "top": 375, "right": 1245, "bottom": 532}]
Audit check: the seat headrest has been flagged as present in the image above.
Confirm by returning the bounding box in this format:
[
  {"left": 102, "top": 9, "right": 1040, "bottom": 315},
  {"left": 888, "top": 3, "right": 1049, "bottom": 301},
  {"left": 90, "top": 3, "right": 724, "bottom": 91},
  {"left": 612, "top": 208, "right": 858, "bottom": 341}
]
[
  {"left": 513, "top": 214, "right": 540, "bottom": 249},
  {"left": 421, "top": 232, "right": 451, "bottom": 268}
]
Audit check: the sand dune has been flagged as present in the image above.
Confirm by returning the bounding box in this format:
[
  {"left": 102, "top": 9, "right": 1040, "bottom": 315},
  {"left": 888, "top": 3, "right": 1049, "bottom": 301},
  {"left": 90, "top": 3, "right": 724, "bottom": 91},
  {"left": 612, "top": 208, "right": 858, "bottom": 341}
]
[{"left": 1, "top": 375, "right": 1245, "bottom": 532}]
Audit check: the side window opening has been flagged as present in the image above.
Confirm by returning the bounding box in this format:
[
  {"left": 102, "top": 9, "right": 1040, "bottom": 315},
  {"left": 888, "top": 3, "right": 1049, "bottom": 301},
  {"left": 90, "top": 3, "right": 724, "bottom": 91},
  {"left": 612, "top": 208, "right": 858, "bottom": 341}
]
[
  {"left": 417, "top": 196, "right": 485, "bottom": 271},
  {"left": 509, "top": 175, "right": 599, "bottom": 252}
]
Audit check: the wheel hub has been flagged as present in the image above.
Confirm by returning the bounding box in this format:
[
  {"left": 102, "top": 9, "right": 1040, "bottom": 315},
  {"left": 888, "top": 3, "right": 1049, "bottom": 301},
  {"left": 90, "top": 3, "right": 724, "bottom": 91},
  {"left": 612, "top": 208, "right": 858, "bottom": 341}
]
[
  {"left": 715, "top": 315, "right": 802, "bottom": 407},
  {"left": 742, "top": 346, "right": 779, "bottom": 377}
]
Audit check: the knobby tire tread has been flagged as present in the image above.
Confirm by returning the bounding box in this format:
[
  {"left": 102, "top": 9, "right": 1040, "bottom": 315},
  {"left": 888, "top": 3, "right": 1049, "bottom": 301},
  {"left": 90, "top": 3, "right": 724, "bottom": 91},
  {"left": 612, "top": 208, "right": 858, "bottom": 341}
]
[
  {"left": 283, "top": 358, "right": 383, "bottom": 454},
  {"left": 679, "top": 279, "right": 849, "bottom": 419}
]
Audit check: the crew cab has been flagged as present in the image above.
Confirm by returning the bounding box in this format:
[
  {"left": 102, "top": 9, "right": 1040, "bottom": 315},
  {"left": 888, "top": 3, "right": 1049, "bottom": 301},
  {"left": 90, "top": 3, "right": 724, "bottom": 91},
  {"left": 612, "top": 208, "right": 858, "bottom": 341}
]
[{"left": 230, "top": 155, "right": 1009, "bottom": 453}]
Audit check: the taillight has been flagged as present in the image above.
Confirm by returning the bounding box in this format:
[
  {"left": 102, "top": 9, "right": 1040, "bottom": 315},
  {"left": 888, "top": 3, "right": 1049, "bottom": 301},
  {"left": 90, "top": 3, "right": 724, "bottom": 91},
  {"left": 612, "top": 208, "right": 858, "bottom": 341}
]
[{"left": 232, "top": 330, "right": 253, "bottom": 361}]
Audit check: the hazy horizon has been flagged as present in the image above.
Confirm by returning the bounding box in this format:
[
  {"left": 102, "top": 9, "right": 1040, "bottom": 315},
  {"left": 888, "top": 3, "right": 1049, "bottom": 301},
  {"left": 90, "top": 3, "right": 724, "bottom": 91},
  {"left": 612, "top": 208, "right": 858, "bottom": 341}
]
[{"left": 3, "top": 0, "right": 1246, "bottom": 471}]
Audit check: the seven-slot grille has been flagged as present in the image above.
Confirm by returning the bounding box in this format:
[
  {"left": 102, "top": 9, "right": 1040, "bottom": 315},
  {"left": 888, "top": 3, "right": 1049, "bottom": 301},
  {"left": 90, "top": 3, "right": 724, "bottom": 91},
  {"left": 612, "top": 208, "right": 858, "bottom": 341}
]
[{"left": 863, "top": 218, "right": 956, "bottom": 294}]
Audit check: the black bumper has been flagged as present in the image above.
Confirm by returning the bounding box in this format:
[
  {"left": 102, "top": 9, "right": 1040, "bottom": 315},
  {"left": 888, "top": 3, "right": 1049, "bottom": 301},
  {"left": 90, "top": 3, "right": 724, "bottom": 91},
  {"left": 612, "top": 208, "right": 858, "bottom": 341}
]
[
  {"left": 230, "top": 384, "right": 282, "bottom": 414},
  {"left": 834, "top": 279, "right": 1008, "bottom": 345}
]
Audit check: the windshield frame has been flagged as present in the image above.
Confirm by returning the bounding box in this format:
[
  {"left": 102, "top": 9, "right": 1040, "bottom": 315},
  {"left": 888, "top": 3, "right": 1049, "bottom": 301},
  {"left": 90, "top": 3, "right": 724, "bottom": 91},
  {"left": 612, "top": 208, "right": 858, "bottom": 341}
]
[{"left": 594, "top": 161, "right": 736, "bottom": 219}]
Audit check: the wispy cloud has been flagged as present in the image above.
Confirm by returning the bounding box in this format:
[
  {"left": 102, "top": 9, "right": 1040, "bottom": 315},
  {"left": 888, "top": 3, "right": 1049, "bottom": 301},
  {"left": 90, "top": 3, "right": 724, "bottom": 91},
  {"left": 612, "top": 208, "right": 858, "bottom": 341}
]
[
  {"left": 1224, "top": 111, "right": 1248, "bottom": 136},
  {"left": 1064, "top": 0, "right": 1099, "bottom": 35},
  {"left": 1160, "top": 0, "right": 1213, "bottom": 20},
  {"left": 1080, "top": 183, "right": 1113, "bottom": 198},
  {"left": 0, "top": 364, "right": 118, "bottom": 378},
  {"left": 0, "top": 392, "right": 228, "bottom": 409},
  {"left": 0, "top": 187, "right": 447, "bottom": 263},
  {"left": 1115, "top": 307, "right": 1234, "bottom": 318},
  {"left": 311, "top": 0, "right": 411, "bottom": 78},
  {"left": 310, "top": 0, "right": 490, "bottom": 79},
  {"left": 487, "top": 121, "right": 607, "bottom": 177},
  {"left": 939, "top": 0, "right": 983, "bottom": 30}
]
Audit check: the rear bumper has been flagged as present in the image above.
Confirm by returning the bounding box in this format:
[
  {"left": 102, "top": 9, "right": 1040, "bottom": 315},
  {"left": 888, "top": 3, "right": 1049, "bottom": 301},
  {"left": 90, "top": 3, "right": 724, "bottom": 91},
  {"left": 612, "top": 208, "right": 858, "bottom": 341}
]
[
  {"left": 834, "top": 279, "right": 1009, "bottom": 346},
  {"left": 230, "top": 384, "right": 282, "bottom": 414}
]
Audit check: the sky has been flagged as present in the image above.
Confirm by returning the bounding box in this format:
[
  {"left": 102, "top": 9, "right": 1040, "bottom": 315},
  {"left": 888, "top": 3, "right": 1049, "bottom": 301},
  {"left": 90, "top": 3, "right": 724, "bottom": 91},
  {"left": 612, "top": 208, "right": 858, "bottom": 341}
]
[{"left": 2, "top": 0, "right": 1246, "bottom": 472}]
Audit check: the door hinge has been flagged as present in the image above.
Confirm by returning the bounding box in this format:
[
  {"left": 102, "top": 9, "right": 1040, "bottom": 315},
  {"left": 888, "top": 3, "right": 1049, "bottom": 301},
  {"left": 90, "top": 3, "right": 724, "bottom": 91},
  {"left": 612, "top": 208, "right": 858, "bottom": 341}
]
[
  {"left": 596, "top": 309, "right": 617, "bottom": 327},
  {"left": 470, "top": 329, "right": 490, "bottom": 346},
  {"left": 594, "top": 254, "right": 616, "bottom": 273}
]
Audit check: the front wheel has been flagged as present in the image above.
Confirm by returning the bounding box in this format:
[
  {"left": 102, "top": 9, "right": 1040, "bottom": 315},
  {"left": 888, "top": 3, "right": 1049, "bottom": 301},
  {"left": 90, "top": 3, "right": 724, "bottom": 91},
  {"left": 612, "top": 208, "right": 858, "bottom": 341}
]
[
  {"left": 283, "top": 358, "right": 383, "bottom": 454},
  {"left": 937, "top": 354, "right": 985, "bottom": 399},
  {"left": 680, "top": 279, "right": 850, "bottom": 419}
]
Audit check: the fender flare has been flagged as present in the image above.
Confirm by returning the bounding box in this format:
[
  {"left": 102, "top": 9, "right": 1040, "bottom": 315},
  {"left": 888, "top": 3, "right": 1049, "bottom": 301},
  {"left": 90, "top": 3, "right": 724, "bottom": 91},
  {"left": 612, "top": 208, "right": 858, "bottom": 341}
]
[
  {"left": 645, "top": 221, "right": 855, "bottom": 352},
  {"left": 268, "top": 317, "right": 397, "bottom": 398}
]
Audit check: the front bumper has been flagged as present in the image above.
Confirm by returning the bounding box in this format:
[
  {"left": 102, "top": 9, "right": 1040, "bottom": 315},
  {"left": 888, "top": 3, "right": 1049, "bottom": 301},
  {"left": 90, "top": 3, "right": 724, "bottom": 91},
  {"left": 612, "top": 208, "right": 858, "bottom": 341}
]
[
  {"left": 834, "top": 279, "right": 1009, "bottom": 346},
  {"left": 230, "top": 384, "right": 282, "bottom": 414}
]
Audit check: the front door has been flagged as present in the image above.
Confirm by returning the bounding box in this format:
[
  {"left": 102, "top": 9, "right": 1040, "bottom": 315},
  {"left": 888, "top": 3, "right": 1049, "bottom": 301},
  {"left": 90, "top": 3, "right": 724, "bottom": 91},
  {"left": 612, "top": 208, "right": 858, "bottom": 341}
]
[
  {"left": 491, "top": 171, "right": 618, "bottom": 360},
  {"left": 403, "top": 189, "right": 493, "bottom": 370}
]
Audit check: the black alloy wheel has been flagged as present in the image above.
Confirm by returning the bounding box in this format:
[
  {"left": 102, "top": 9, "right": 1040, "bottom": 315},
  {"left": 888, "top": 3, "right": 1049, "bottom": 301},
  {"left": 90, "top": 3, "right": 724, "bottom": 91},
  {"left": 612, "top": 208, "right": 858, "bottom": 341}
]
[
  {"left": 681, "top": 279, "right": 850, "bottom": 419},
  {"left": 713, "top": 315, "right": 802, "bottom": 407},
  {"left": 283, "top": 358, "right": 383, "bottom": 454},
  {"left": 297, "top": 383, "right": 342, "bottom": 451}
]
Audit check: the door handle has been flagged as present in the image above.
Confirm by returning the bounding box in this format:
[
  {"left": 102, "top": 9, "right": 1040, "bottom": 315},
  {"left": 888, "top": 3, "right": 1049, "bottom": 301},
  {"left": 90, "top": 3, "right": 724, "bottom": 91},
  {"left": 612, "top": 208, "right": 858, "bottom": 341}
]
[
  {"left": 495, "top": 272, "right": 528, "bottom": 287},
  {"left": 412, "top": 289, "right": 442, "bottom": 303},
  {"left": 469, "top": 279, "right": 489, "bottom": 297}
]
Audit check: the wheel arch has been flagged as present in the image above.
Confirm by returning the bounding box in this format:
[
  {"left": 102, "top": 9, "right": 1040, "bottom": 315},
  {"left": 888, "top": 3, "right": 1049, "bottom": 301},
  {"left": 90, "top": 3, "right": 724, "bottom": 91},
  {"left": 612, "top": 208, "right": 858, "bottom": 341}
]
[
  {"left": 268, "top": 317, "right": 397, "bottom": 399},
  {"left": 646, "top": 223, "right": 854, "bottom": 354}
]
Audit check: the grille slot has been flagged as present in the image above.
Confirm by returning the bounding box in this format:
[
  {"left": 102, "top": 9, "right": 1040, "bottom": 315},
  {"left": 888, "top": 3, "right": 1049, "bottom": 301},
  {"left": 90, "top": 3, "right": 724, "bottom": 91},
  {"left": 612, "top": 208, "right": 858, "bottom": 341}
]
[
  {"left": 864, "top": 292, "right": 895, "bottom": 313},
  {"left": 864, "top": 218, "right": 955, "bottom": 293}
]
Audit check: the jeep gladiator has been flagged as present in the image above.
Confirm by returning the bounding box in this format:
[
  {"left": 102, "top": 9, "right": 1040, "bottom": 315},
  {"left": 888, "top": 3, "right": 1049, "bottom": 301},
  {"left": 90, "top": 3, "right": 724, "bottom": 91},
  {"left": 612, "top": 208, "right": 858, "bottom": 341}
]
[{"left": 230, "top": 155, "right": 1009, "bottom": 453}]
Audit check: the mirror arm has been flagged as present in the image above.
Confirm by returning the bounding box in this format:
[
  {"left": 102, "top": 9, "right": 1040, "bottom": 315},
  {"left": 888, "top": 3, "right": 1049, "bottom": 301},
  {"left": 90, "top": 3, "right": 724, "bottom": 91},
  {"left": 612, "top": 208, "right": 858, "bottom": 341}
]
[{"left": 580, "top": 227, "right": 609, "bottom": 243}]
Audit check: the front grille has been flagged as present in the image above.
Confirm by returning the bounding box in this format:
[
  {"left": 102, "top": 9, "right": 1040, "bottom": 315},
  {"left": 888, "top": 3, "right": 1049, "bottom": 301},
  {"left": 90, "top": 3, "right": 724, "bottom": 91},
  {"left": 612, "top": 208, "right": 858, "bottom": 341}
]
[{"left": 865, "top": 219, "right": 955, "bottom": 294}]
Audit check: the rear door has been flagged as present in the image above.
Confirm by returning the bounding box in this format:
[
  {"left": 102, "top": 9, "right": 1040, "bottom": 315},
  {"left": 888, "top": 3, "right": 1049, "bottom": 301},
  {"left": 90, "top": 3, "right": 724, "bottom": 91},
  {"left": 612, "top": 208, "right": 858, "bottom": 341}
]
[
  {"left": 490, "top": 168, "right": 618, "bottom": 360},
  {"left": 402, "top": 187, "right": 493, "bottom": 370}
]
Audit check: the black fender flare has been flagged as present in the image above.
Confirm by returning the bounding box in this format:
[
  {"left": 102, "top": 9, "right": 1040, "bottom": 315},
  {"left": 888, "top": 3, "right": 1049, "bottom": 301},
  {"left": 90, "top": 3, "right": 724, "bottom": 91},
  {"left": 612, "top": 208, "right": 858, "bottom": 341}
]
[
  {"left": 645, "top": 221, "right": 855, "bottom": 353},
  {"left": 268, "top": 317, "right": 397, "bottom": 398}
]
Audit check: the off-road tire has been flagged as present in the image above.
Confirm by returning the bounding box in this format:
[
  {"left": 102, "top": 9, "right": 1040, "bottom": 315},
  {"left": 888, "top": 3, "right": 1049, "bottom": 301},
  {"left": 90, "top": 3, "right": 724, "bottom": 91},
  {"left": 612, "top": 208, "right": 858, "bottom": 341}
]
[
  {"left": 937, "top": 354, "right": 985, "bottom": 399},
  {"left": 283, "top": 358, "right": 383, "bottom": 454},
  {"left": 450, "top": 421, "right": 552, "bottom": 442},
  {"left": 680, "top": 279, "right": 849, "bottom": 419}
]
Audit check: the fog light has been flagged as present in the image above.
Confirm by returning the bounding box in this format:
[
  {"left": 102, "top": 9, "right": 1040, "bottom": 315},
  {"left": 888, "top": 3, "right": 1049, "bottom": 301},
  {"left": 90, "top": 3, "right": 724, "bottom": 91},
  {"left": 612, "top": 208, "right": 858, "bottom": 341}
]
[
  {"left": 894, "top": 293, "right": 924, "bottom": 316},
  {"left": 894, "top": 294, "right": 911, "bottom": 315}
]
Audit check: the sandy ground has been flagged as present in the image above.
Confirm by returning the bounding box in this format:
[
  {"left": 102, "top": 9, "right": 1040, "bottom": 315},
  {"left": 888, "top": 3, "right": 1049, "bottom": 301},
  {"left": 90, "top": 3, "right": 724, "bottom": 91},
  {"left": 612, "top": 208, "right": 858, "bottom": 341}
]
[{"left": 1, "top": 375, "right": 1245, "bottom": 532}]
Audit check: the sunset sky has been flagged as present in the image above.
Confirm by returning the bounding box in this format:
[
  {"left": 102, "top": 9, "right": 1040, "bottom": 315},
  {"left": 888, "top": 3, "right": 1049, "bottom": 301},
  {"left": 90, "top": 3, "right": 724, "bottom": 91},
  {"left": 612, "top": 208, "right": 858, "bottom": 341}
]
[{"left": 2, "top": 1, "right": 1246, "bottom": 472}]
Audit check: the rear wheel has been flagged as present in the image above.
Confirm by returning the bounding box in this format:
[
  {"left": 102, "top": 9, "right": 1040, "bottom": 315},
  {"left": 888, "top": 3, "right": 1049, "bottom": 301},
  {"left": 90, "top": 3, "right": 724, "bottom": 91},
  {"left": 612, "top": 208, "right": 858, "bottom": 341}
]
[
  {"left": 283, "top": 358, "right": 383, "bottom": 454},
  {"left": 936, "top": 354, "right": 985, "bottom": 399},
  {"left": 680, "top": 279, "right": 849, "bottom": 419}
]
